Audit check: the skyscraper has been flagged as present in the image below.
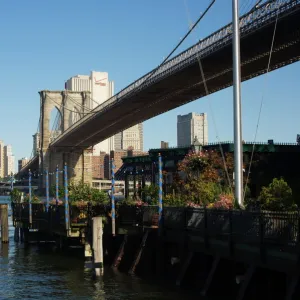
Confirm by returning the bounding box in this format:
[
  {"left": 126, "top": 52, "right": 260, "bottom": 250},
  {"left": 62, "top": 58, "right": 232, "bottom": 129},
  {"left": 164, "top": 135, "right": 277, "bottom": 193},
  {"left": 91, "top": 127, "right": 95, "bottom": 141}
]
[
  {"left": 66, "top": 71, "right": 144, "bottom": 153},
  {"left": 4, "top": 145, "right": 14, "bottom": 176},
  {"left": 66, "top": 71, "right": 115, "bottom": 155},
  {"left": 177, "top": 113, "right": 208, "bottom": 147},
  {"left": 33, "top": 133, "right": 40, "bottom": 156},
  {"left": 114, "top": 123, "right": 144, "bottom": 151},
  {"left": 0, "top": 140, "right": 4, "bottom": 178},
  {"left": 18, "top": 158, "right": 29, "bottom": 172}
]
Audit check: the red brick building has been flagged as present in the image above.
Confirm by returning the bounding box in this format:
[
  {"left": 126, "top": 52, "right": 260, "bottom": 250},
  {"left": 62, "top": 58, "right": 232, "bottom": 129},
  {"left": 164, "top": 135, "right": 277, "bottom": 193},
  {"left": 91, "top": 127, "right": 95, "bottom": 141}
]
[{"left": 92, "top": 149, "right": 148, "bottom": 180}]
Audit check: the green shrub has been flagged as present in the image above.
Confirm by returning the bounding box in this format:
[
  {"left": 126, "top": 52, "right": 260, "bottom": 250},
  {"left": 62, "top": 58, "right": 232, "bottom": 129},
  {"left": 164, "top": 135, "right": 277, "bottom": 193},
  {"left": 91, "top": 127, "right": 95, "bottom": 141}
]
[{"left": 258, "top": 178, "right": 295, "bottom": 210}]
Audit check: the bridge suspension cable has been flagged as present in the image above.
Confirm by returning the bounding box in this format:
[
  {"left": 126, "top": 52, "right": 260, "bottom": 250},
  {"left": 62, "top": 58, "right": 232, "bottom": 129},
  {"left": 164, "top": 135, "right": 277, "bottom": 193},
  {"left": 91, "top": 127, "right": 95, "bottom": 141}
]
[
  {"left": 41, "top": 1, "right": 216, "bottom": 145},
  {"left": 68, "top": 1, "right": 217, "bottom": 148},
  {"left": 183, "top": 0, "right": 233, "bottom": 190},
  {"left": 243, "top": 3, "right": 280, "bottom": 202},
  {"left": 240, "top": 0, "right": 257, "bottom": 14}
]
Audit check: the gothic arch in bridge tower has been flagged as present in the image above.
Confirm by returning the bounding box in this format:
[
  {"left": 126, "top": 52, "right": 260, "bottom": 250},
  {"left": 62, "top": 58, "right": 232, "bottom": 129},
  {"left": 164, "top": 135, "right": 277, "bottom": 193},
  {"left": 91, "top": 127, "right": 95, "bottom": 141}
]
[
  {"left": 69, "top": 106, "right": 82, "bottom": 126},
  {"left": 38, "top": 90, "right": 92, "bottom": 189},
  {"left": 39, "top": 90, "right": 90, "bottom": 151},
  {"left": 49, "top": 106, "right": 63, "bottom": 143}
]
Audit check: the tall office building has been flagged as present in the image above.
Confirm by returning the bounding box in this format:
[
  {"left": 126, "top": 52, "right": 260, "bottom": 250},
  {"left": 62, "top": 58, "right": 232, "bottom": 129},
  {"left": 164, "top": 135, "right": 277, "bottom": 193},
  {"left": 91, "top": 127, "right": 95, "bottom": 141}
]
[
  {"left": 66, "top": 71, "right": 115, "bottom": 155},
  {"left": 161, "top": 141, "right": 169, "bottom": 149},
  {"left": 33, "top": 133, "right": 40, "bottom": 156},
  {"left": 0, "top": 141, "right": 4, "bottom": 178},
  {"left": 114, "top": 123, "right": 144, "bottom": 151},
  {"left": 4, "top": 145, "right": 14, "bottom": 176},
  {"left": 66, "top": 71, "right": 144, "bottom": 154},
  {"left": 18, "top": 157, "right": 29, "bottom": 172},
  {"left": 177, "top": 112, "right": 208, "bottom": 147}
]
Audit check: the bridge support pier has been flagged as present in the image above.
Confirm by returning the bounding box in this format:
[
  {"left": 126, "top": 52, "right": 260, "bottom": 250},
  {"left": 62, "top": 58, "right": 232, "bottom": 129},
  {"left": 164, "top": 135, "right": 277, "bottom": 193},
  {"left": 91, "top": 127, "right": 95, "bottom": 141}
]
[
  {"left": 39, "top": 149, "right": 92, "bottom": 189},
  {"left": 39, "top": 90, "right": 92, "bottom": 190}
]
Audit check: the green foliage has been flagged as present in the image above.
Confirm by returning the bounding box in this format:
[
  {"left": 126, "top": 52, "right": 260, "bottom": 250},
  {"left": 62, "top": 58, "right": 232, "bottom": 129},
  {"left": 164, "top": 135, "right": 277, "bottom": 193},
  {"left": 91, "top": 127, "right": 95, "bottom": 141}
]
[
  {"left": 119, "top": 196, "right": 138, "bottom": 206},
  {"left": 141, "top": 184, "right": 159, "bottom": 204},
  {"left": 10, "top": 188, "right": 21, "bottom": 202},
  {"left": 49, "top": 181, "right": 109, "bottom": 205},
  {"left": 68, "top": 181, "right": 109, "bottom": 205},
  {"left": 175, "top": 150, "right": 235, "bottom": 207},
  {"left": 50, "top": 185, "right": 65, "bottom": 198},
  {"left": 258, "top": 178, "right": 295, "bottom": 210},
  {"left": 182, "top": 180, "right": 223, "bottom": 206},
  {"left": 23, "top": 193, "right": 41, "bottom": 203},
  {"left": 163, "top": 193, "right": 185, "bottom": 207}
]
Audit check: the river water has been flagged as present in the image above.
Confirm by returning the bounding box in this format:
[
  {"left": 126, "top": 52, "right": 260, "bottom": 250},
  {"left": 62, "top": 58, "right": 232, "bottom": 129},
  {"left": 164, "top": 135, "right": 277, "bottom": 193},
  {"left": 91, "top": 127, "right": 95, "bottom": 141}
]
[{"left": 0, "top": 216, "right": 198, "bottom": 300}]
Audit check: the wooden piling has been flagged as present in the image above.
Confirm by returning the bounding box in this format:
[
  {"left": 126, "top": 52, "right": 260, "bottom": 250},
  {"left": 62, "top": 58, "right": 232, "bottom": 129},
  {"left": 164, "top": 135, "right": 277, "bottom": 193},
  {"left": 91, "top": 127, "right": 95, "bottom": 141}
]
[
  {"left": 176, "top": 251, "right": 194, "bottom": 286},
  {"left": 93, "top": 216, "right": 104, "bottom": 276},
  {"left": 285, "top": 274, "right": 298, "bottom": 300},
  {"left": 14, "top": 227, "right": 19, "bottom": 242},
  {"left": 20, "top": 228, "right": 24, "bottom": 243},
  {"left": 236, "top": 265, "right": 255, "bottom": 300},
  {"left": 129, "top": 230, "right": 149, "bottom": 275},
  {"left": 0, "top": 204, "right": 9, "bottom": 243},
  {"left": 201, "top": 256, "right": 220, "bottom": 297},
  {"left": 112, "top": 234, "right": 127, "bottom": 268}
]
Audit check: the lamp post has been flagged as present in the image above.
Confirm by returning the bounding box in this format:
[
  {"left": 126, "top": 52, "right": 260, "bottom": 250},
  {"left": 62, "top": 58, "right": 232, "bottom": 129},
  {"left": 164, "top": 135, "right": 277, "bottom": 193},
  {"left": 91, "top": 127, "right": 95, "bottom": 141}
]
[
  {"left": 232, "top": 0, "right": 243, "bottom": 207},
  {"left": 192, "top": 136, "right": 202, "bottom": 153}
]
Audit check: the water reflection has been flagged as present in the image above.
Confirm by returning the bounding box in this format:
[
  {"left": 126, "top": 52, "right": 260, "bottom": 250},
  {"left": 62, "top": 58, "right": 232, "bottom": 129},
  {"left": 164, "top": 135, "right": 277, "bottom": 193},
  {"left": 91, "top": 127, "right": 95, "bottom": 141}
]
[{"left": 0, "top": 219, "right": 197, "bottom": 300}]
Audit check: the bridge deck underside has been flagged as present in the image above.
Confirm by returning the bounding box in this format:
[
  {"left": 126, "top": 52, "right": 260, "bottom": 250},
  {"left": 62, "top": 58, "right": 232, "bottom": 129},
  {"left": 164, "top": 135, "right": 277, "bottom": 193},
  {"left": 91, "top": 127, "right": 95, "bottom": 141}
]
[
  {"left": 52, "top": 8, "right": 300, "bottom": 149},
  {"left": 17, "top": 156, "right": 39, "bottom": 177}
]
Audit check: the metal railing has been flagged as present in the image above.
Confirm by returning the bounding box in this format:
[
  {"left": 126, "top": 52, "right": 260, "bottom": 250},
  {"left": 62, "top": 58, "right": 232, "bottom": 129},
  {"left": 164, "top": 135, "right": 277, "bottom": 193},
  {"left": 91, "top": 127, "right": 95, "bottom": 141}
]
[
  {"left": 12, "top": 203, "right": 300, "bottom": 249},
  {"left": 51, "top": 0, "right": 299, "bottom": 146}
]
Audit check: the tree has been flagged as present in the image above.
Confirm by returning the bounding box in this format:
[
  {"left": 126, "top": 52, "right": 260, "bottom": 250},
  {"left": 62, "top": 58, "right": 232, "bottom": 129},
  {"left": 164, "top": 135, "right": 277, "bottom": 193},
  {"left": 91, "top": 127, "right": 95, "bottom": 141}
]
[
  {"left": 258, "top": 177, "right": 295, "bottom": 210},
  {"left": 176, "top": 150, "right": 234, "bottom": 206}
]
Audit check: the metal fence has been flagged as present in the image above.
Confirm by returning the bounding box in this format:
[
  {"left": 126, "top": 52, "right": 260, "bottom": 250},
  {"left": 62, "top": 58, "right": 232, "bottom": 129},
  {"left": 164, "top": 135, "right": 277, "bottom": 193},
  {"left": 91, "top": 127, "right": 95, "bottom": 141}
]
[{"left": 11, "top": 203, "right": 300, "bottom": 248}]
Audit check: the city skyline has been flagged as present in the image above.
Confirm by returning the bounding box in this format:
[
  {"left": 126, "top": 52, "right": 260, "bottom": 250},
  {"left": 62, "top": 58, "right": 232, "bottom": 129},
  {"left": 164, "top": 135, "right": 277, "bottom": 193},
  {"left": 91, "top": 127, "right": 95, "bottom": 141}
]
[{"left": 0, "top": 1, "right": 299, "bottom": 165}]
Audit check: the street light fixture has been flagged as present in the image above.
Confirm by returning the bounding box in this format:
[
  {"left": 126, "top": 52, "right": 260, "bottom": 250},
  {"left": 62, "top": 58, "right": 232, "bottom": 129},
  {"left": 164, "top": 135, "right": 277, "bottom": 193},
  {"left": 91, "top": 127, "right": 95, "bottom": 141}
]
[{"left": 192, "top": 136, "right": 202, "bottom": 153}]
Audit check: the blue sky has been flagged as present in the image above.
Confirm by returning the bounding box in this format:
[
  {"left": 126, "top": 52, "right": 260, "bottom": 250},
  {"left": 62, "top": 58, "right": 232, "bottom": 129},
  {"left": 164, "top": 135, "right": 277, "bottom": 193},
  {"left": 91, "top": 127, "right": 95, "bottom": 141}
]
[{"left": 0, "top": 0, "right": 299, "bottom": 166}]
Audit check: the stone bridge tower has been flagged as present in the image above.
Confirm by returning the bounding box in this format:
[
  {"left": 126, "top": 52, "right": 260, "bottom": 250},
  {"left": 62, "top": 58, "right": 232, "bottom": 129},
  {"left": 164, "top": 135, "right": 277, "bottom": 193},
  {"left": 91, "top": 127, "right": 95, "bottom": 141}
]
[{"left": 39, "top": 90, "right": 93, "bottom": 189}]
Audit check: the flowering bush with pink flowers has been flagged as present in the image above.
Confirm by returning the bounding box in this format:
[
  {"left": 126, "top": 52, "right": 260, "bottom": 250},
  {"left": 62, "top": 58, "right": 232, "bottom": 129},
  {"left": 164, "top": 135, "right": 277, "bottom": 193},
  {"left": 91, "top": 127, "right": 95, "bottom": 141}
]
[
  {"left": 186, "top": 201, "right": 201, "bottom": 208},
  {"left": 49, "top": 198, "right": 63, "bottom": 205},
  {"left": 173, "top": 149, "right": 236, "bottom": 208},
  {"left": 212, "top": 193, "right": 234, "bottom": 209}
]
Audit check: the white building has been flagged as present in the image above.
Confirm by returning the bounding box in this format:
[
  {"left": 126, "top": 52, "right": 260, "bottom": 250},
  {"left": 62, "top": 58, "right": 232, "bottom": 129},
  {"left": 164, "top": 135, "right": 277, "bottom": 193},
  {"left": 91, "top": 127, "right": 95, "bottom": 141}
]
[
  {"left": 177, "top": 112, "right": 208, "bottom": 147},
  {"left": 4, "top": 145, "right": 14, "bottom": 176},
  {"left": 0, "top": 141, "right": 4, "bottom": 178},
  {"left": 114, "top": 123, "right": 144, "bottom": 151},
  {"left": 32, "top": 133, "right": 40, "bottom": 156},
  {"left": 66, "top": 71, "right": 115, "bottom": 155},
  {"left": 18, "top": 157, "right": 29, "bottom": 172}
]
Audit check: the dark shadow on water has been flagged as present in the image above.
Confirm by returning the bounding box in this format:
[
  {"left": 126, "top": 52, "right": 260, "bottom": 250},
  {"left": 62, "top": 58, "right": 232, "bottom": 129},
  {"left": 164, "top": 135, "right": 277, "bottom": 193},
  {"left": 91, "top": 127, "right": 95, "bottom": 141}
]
[{"left": 0, "top": 220, "right": 201, "bottom": 299}]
